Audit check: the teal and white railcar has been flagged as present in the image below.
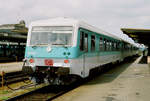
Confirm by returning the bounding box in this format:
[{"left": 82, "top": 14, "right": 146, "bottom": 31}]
[{"left": 22, "top": 17, "right": 139, "bottom": 85}]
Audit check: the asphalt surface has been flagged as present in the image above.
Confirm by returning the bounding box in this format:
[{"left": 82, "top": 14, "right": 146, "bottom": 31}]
[
  {"left": 53, "top": 56, "right": 150, "bottom": 101},
  {"left": 0, "top": 62, "right": 23, "bottom": 73}
]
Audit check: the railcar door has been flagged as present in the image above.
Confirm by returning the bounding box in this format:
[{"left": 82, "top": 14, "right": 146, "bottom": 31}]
[{"left": 79, "top": 30, "right": 89, "bottom": 77}]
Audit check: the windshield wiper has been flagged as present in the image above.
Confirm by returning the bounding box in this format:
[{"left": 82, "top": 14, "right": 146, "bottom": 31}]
[
  {"left": 31, "top": 43, "right": 48, "bottom": 48},
  {"left": 32, "top": 45, "right": 37, "bottom": 48},
  {"left": 52, "top": 43, "right": 65, "bottom": 45},
  {"left": 52, "top": 43, "right": 68, "bottom": 48},
  {"left": 35, "top": 43, "right": 48, "bottom": 46}
]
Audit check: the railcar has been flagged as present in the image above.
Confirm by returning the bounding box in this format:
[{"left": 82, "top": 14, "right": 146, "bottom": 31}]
[{"left": 22, "top": 17, "right": 139, "bottom": 85}]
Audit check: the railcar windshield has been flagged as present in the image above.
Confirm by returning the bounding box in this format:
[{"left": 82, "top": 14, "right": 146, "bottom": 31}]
[{"left": 30, "top": 26, "right": 73, "bottom": 46}]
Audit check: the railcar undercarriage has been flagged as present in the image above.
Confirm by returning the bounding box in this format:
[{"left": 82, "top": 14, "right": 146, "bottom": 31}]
[{"left": 22, "top": 66, "right": 78, "bottom": 85}]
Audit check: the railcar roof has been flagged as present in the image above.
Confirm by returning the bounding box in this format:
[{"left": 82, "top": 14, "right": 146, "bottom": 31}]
[
  {"left": 30, "top": 17, "right": 140, "bottom": 48},
  {"left": 31, "top": 17, "right": 78, "bottom": 27},
  {"left": 31, "top": 17, "right": 121, "bottom": 41}
]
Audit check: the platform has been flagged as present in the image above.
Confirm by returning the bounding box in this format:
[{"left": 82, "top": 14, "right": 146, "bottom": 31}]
[
  {"left": 54, "top": 56, "right": 150, "bottom": 101},
  {"left": 0, "top": 62, "right": 23, "bottom": 73}
]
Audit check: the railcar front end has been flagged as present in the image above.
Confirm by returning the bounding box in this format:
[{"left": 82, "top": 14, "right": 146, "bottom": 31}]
[{"left": 22, "top": 26, "right": 80, "bottom": 85}]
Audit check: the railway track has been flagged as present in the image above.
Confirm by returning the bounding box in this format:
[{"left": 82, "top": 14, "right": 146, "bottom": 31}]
[
  {"left": 6, "top": 82, "right": 80, "bottom": 101},
  {"left": 0, "top": 71, "right": 29, "bottom": 85}
]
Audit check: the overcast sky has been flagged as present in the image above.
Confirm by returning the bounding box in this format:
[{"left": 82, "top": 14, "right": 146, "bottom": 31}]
[{"left": 0, "top": 0, "right": 150, "bottom": 35}]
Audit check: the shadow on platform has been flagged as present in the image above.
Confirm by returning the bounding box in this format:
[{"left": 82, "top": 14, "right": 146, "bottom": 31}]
[
  {"left": 85, "top": 56, "right": 139, "bottom": 85},
  {"left": 138, "top": 56, "right": 147, "bottom": 64}
]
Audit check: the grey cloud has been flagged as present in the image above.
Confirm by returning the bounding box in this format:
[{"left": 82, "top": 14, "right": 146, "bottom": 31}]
[{"left": 0, "top": 0, "right": 150, "bottom": 34}]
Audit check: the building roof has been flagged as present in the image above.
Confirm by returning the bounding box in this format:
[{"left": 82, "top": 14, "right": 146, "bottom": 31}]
[
  {"left": 0, "top": 20, "right": 28, "bottom": 43},
  {"left": 121, "top": 28, "right": 150, "bottom": 45}
]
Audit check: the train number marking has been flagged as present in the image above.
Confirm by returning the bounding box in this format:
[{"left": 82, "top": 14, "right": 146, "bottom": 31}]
[{"left": 45, "top": 59, "right": 53, "bottom": 66}]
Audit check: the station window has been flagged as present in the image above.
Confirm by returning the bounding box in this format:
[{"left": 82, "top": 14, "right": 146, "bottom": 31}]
[
  {"left": 91, "top": 35, "right": 95, "bottom": 51},
  {"left": 99, "top": 37, "right": 103, "bottom": 51}
]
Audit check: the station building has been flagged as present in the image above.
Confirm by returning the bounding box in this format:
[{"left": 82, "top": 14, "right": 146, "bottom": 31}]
[
  {"left": 0, "top": 20, "right": 28, "bottom": 61},
  {"left": 121, "top": 28, "right": 150, "bottom": 63}
]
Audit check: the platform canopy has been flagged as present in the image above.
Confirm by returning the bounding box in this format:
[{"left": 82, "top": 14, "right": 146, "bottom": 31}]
[
  {"left": 121, "top": 28, "right": 150, "bottom": 46},
  {"left": 0, "top": 29, "right": 27, "bottom": 42},
  {"left": 0, "top": 20, "right": 28, "bottom": 43}
]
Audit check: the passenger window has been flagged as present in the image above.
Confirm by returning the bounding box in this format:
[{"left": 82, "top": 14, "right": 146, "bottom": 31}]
[
  {"left": 106, "top": 40, "right": 109, "bottom": 51},
  {"left": 104, "top": 38, "right": 106, "bottom": 51},
  {"left": 106, "top": 40, "right": 110, "bottom": 51},
  {"left": 80, "top": 32, "right": 84, "bottom": 51},
  {"left": 112, "top": 41, "right": 114, "bottom": 51},
  {"left": 107, "top": 40, "right": 110, "bottom": 51},
  {"left": 84, "top": 34, "right": 88, "bottom": 52},
  {"left": 99, "top": 37, "right": 103, "bottom": 51},
  {"left": 110, "top": 41, "right": 112, "bottom": 51},
  {"left": 116, "top": 42, "right": 120, "bottom": 51},
  {"left": 114, "top": 42, "right": 116, "bottom": 51},
  {"left": 91, "top": 35, "right": 95, "bottom": 51},
  {"left": 79, "top": 32, "right": 88, "bottom": 52},
  {"left": 122, "top": 43, "right": 125, "bottom": 50}
]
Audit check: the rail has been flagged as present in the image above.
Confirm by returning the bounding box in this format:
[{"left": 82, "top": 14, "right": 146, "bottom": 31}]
[
  {"left": 0, "top": 71, "right": 29, "bottom": 85},
  {"left": 6, "top": 80, "right": 81, "bottom": 101}
]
